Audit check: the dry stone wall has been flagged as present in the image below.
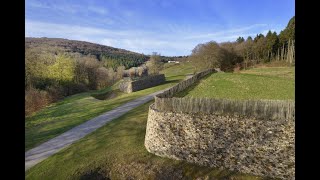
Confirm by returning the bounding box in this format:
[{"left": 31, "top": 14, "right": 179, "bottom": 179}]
[
  {"left": 119, "top": 74, "right": 165, "bottom": 93},
  {"left": 145, "top": 69, "right": 295, "bottom": 179},
  {"left": 155, "top": 98, "right": 295, "bottom": 121},
  {"left": 145, "top": 104, "right": 295, "bottom": 179}
]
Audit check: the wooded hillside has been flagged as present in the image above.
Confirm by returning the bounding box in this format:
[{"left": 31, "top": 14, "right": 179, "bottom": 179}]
[{"left": 25, "top": 37, "right": 150, "bottom": 69}]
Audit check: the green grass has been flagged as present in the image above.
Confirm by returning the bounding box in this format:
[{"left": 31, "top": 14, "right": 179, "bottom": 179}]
[
  {"left": 25, "top": 62, "right": 194, "bottom": 151},
  {"left": 176, "top": 66, "right": 294, "bottom": 100},
  {"left": 26, "top": 101, "right": 269, "bottom": 180},
  {"left": 240, "top": 67, "right": 295, "bottom": 80},
  {"left": 91, "top": 89, "right": 122, "bottom": 100}
]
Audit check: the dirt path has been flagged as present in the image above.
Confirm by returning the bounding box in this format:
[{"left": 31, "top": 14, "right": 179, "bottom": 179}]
[{"left": 25, "top": 87, "right": 171, "bottom": 171}]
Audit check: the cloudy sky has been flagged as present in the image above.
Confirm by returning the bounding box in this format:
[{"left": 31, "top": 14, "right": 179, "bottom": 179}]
[{"left": 26, "top": 0, "right": 295, "bottom": 56}]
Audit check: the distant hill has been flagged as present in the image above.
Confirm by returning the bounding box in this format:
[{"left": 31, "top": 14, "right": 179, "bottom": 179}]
[
  {"left": 25, "top": 37, "right": 148, "bottom": 60},
  {"left": 25, "top": 37, "right": 187, "bottom": 68}
]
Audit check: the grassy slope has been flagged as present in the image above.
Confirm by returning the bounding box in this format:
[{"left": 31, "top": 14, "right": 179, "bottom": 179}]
[
  {"left": 25, "top": 62, "right": 194, "bottom": 151},
  {"left": 176, "top": 67, "right": 294, "bottom": 100},
  {"left": 26, "top": 101, "right": 268, "bottom": 180}
]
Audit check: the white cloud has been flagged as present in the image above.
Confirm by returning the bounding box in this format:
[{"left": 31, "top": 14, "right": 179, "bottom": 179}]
[
  {"left": 185, "top": 24, "right": 267, "bottom": 40},
  {"left": 25, "top": 20, "right": 195, "bottom": 55},
  {"left": 27, "top": 0, "right": 81, "bottom": 14},
  {"left": 26, "top": 20, "right": 132, "bottom": 37},
  {"left": 27, "top": 0, "right": 109, "bottom": 16},
  {"left": 25, "top": 20, "right": 278, "bottom": 56}
]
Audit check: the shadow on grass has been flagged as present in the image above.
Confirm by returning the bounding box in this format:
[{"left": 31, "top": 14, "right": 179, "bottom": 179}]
[
  {"left": 164, "top": 79, "right": 180, "bottom": 84},
  {"left": 154, "top": 160, "right": 271, "bottom": 180},
  {"left": 91, "top": 89, "right": 122, "bottom": 100},
  {"left": 79, "top": 168, "right": 110, "bottom": 180}
]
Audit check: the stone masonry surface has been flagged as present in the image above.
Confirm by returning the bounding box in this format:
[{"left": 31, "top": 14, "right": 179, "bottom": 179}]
[
  {"left": 119, "top": 74, "right": 165, "bottom": 93},
  {"left": 145, "top": 104, "right": 295, "bottom": 179}
]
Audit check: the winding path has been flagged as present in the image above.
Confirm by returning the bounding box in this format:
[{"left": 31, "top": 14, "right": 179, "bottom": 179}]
[{"left": 25, "top": 87, "right": 172, "bottom": 171}]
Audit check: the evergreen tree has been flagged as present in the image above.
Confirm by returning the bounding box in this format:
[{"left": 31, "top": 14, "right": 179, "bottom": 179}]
[
  {"left": 279, "top": 16, "right": 295, "bottom": 46},
  {"left": 265, "top": 31, "right": 279, "bottom": 60},
  {"left": 236, "top": 36, "right": 245, "bottom": 43}
]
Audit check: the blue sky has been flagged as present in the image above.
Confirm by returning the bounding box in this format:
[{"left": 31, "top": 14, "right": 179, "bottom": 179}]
[{"left": 26, "top": 0, "right": 295, "bottom": 56}]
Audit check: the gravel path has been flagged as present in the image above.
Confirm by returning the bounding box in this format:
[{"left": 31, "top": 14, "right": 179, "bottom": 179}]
[{"left": 25, "top": 88, "right": 170, "bottom": 171}]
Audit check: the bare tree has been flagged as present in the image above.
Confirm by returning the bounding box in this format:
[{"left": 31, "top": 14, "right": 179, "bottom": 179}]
[
  {"left": 116, "top": 65, "right": 125, "bottom": 80},
  {"left": 146, "top": 52, "right": 163, "bottom": 75},
  {"left": 129, "top": 68, "right": 136, "bottom": 78},
  {"left": 95, "top": 67, "right": 109, "bottom": 89},
  {"left": 189, "top": 41, "right": 223, "bottom": 72},
  {"left": 107, "top": 68, "right": 115, "bottom": 84},
  {"left": 137, "top": 67, "right": 144, "bottom": 77}
]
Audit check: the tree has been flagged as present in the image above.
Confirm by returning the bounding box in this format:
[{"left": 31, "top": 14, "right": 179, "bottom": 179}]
[
  {"left": 116, "top": 65, "right": 125, "bottom": 80},
  {"left": 95, "top": 67, "right": 109, "bottom": 89},
  {"left": 107, "top": 68, "right": 115, "bottom": 84},
  {"left": 136, "top": 67, "right": 142, "bottom": 77},
  {"left": 81, "top": 56, "right": 101, "bottom": 89},
  {"left": 265, "top": 31, "right": 279, "bottom": 61},
  {"left": 246, "top": 36, "right": 253, "bottom": 41},
  {"left": 271, "top": 32, "right": 280, "bottom": 53},
  {"left": 236, "top": 36, "right": 245, "bottom": 43},
  {"left": 254, "top": 33, "right": 265, "bottom": 42},
  {"left": 189, "top": 41, "right": 224, "bottom": 72},
  {"left": 25, "top": 48, "right": 56, "bottom": 89},
  {"left": 47, "top": 54, "right": 75, "bottom": 86},
  {"left": 146, "top": 52, "right": 163, "bottom": 75},
  {"left": 220, "top": 42, "right": 244, "bottom": 71},
  {"left": 279, "top": 16, "right": 295, "bottom": 46},
  {"left": 244, "top": 36, "right": 254, "bottom": 61},
  {"left": 74, "top": 58, "right": 89, "bottom": 84},
  {"left": 251, "top": 34, "right": 267, "bottom": 61},
  {"left": 286, "top": 16, "right": 295, "bottom": 41},
  {"left": 129, "top": 68, "right": 136, "bottom": 78}
]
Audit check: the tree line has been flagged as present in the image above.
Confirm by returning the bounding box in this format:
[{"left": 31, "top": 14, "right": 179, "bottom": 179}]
[{"left": 190, "top": 16, "right": 295, "bottom": 72}]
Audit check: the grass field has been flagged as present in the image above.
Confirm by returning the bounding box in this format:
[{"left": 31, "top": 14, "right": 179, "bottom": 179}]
[
  {"left": 25, "top": 64, "right": 288, "bottom": 179},
  {"left": 25, "top": 62, "right": 194, "bottom": 151},
  {"left": 176, "top": 66, "right": 294, "bottom": 100},
  {"left": 26, "top": 101, "right": 267, "bottom": 180}
]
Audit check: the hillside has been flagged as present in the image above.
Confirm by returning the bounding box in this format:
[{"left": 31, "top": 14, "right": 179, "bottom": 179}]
[
  {"left": 25, "top": 37, "right": 182, "bottom": 68},
  {"left": 26, "top": 37, "right": 143, "bottom": 56},
  {"left": 25, "top": 37, "right": 149, "bottom": 67}
]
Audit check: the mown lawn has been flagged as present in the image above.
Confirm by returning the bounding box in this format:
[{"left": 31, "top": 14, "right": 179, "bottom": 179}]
[
  {"left": 26, "top": 101, "right": 269, "bottom": 180},
  {"left": 25, "top": 62, "right": 194, "bottom": 151},
  {"left": 176, "top": 67, "right": 294, "bottom": 100}
]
